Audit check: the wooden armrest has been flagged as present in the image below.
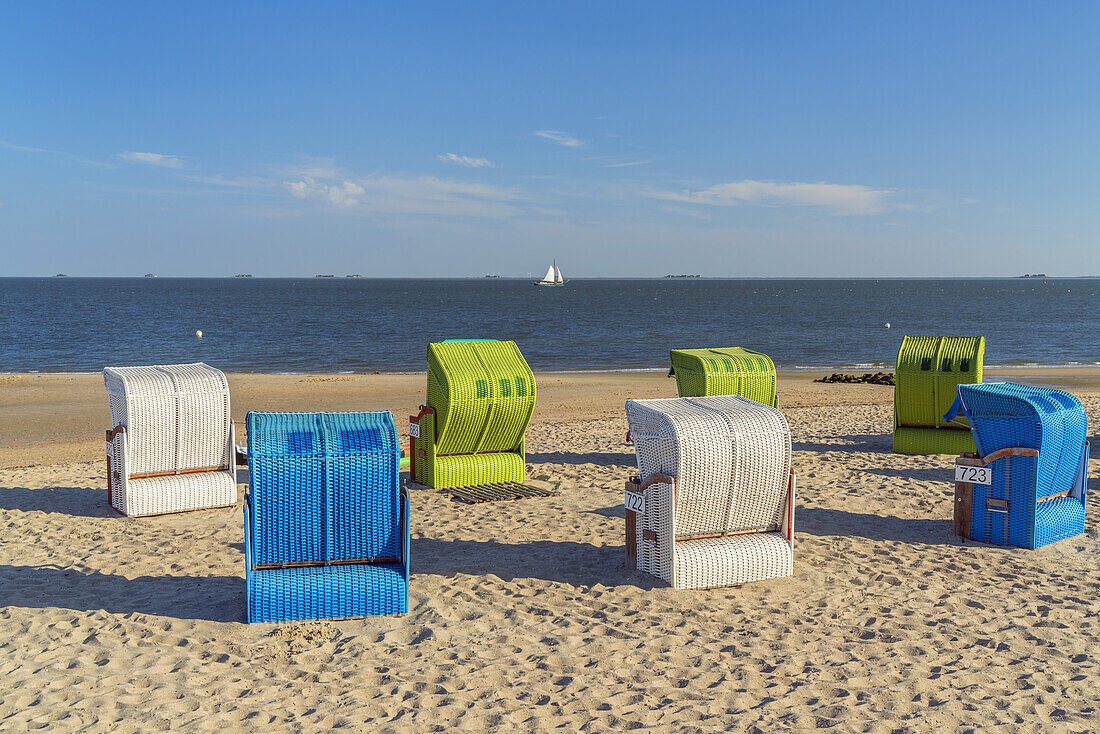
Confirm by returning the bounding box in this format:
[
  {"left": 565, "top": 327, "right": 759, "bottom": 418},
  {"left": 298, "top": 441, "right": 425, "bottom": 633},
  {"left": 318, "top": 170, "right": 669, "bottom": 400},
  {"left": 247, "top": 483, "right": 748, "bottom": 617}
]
[
  {"left": 637, "top": 473, "right": 675, "bottom": 492},
  {"left": 957, "top": 447, "right": 1039, "bottom": 467},
  {"left": 409, "top": 406, "right": 434, "bottom": 423}
]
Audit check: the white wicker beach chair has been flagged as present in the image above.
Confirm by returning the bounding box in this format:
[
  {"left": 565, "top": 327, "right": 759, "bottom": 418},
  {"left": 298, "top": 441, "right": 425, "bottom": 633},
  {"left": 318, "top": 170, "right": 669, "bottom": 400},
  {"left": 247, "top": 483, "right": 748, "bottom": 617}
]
[
  {"left": 624, "top": 396, "right": 795, "bottom": 590},
  {"left": 104, "top": 363, "right": 237, "bottom": 516}
]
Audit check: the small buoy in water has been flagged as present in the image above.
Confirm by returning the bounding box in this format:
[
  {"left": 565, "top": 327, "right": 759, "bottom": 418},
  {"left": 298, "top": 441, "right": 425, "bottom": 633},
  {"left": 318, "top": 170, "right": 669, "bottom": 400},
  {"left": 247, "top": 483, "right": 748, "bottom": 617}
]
[
  {"left": 884, "top": 322, "right": 891, "bottom": 328},
  {"left": 196, "top": 330, "right": 203, "bottom": 338}
]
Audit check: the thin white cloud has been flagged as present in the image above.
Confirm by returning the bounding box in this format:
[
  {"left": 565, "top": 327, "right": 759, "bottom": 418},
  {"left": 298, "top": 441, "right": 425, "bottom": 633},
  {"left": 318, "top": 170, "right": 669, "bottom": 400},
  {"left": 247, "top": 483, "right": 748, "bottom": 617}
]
[
  {"left": 659, "top": 204, "right": 712, "bottom": 220},
  {"left": 0, "top": 140, "right": 111, "bottom": 167},
  {"left": 603, "top": 159, "right": 655, "bottom": 168},
  {"left": 437, "top": 153, "right": 495, "bottom": 168},
  {"left": 534, "top": 130, "right": 585, "bottom": 147},
  {"left": 282, "top": 172, "right": 527, "bottom": 217},
  {"left": 284, "top": 177, "right": 366, "bottom": 208},
  {"left": 274, "top": 157, "right": 347, "bottom": 180},
  {"left": 649, "top": 179, "right": 892, "bottom": 215},
  {"left": 180, "top": 174, "right": 276, "bottom": 189},
  {"left": 119, "top": 151, "right": 185, "bottom": 168}
]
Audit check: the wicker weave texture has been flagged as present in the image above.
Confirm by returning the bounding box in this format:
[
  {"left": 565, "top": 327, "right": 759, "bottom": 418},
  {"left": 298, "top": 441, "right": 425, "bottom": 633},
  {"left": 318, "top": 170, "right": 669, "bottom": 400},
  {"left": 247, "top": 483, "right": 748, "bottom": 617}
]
[
  {"left": 433, "top": 451, "right": 526, "bottom": 488},
  {"left": 893, "top": 336, "right": 984, "bottom": 454},
  {"left": 245, "top": 410, "right": 408, "bottom": 622},
  {"left": 673, "top": 533, "right": 792, "bottom": 588},
  {"left": 669, "top": 348, "right": 778, "bottom": 407},
  {"left": 416, "top": 340, "right": 534, "bottom": 488},
  {"left": 625, "top": 396, "right": 793, "bottom": 589},
  {"left": 955, "top": 382, "right": 1088, "bottom": 548},
  {"left": 246, "top": 557, "right": 408, "bottom": 622},
  {"left": 892, "top": 426, "right": 976, "bottom": 455},
  {"left": 105, "top": 363, "right": 231, "bottom": 473},
  {"left": 119, "top": 470, "right": 238, "bottom": 517},
  {"left": 103, "top": 363, "right": 236, "bottom": 516},
  {"left": 427, "top": 340, "right": 535, "bottom": 454}
]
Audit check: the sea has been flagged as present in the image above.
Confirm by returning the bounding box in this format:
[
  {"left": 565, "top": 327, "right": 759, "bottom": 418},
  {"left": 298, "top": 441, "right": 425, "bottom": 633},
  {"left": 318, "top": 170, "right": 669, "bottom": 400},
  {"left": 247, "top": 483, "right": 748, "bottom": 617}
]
[{"left": 1, "top": 277, "right": 1096, "bottom": 373}]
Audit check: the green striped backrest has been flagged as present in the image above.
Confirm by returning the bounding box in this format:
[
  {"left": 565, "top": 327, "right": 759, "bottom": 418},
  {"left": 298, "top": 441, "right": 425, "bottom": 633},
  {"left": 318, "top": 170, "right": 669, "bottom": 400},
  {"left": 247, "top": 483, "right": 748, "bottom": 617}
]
[
  {"left": 669, "top": 347, "right": 778, "bottom": 407},
  {"left": 895, "top": 336, "right": 985, "bottom": 427},
  {"left": 426, "top": 340, "right": 536, "bottom": 455}
]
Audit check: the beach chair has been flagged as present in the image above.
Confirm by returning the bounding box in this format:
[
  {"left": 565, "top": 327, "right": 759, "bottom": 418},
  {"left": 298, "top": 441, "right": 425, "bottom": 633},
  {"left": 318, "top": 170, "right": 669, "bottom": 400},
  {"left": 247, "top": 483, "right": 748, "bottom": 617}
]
[
  {"left": 945, "top": 382, "right": 1088, "bottom": 549},
  {"left": 893, "top": 335, "right": 985, "bottom": 454},
  {"left": 103, "top": 363, "right": 237, "bottom": 516},
  {"left": 624, "top": 396, "right": 795, "bottom": 589},
  {"left": 409, "top": 340, "right": 536, "bottom": 489},
  {"left": 668, "top": 347, "right": 778, "bottom": 407},
  {"left": 244, "top": 410, "right": 408, "bottom": 622}
]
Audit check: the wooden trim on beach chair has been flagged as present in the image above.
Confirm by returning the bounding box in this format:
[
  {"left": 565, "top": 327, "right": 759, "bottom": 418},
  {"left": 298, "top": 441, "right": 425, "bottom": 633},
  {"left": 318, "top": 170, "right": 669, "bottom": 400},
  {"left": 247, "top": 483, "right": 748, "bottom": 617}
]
[
  {"left": 897, "top": 422, "right": 972, "bottom": 431},
  {"left": 978, "top": 447, "right": 1039, "bottom": 464},
  {"left": 955, "top": 447, "right": 1039, "bottom": 468},
  {"left": 408, "top": 406, "right": 434, "bottom": 484},
  {"left": 674, "top": 526, "right": 778, "bottom": 542},
  {"left": 953, "top": 480, "right": 972, "bottom": 540},
  {"left": 637, "top": 473, "right": 674, "bottom": 492},
  {"left": 624, "top": 479, "right": 641, "bottom": 568},
  {"left": 105, "top": 425, "right": 126, "bottom": 510},
  {"left": 624, "top": 474, "right": 675, "bottom": 566},
  {"left": 253, "top": 556, "right": 401, "bottom": 571},
  {"left": 128, "top": 465, "right": 229, "bottom": 480}
]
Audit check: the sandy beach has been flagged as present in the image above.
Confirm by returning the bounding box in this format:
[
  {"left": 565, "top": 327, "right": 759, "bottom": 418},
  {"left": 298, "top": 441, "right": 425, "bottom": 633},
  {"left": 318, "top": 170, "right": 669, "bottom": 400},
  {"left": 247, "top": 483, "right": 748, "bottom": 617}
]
[{"left": 1, "top": 370, "right": 1098, "bottom": 732}]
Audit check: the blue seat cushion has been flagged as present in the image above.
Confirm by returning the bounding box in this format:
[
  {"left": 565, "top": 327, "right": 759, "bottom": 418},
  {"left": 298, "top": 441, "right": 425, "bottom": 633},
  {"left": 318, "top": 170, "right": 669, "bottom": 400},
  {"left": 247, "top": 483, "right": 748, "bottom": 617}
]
[
  {"left": 1034, "top": 497, "right": 1086, "bottom": 548},
  {"left": 247, "top": 562, "right": 407, "bottom": 623}
]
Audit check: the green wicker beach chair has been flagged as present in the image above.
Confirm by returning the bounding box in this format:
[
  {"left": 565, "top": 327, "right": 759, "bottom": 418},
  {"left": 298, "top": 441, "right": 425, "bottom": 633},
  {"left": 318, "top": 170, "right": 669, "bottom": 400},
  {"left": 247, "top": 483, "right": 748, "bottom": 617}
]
[
  {"left": 409, "top": 340, "right": 536, "bottom": 488},
  {"left": 668, "top": 347, "right": 778, "bottom": 407},
  {"left": 893, "top": 335, "right": 984, "bottom": 454}
]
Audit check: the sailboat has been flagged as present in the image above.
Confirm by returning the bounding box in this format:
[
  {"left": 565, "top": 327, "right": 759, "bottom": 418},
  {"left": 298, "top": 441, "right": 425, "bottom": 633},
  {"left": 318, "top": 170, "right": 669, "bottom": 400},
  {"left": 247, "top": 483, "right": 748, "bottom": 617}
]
[{"left": 535, "top": 259, "right": 566, "bottom": 287}]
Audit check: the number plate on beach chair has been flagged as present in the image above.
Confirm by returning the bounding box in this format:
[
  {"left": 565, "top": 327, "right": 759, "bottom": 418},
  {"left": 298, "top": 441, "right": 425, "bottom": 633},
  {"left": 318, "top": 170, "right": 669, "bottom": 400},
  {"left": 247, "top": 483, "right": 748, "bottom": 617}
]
[
  {"left": 408, "top": 422, "right": 420, "bottom": 438},
  {"left": 625, "top": 490, "right": 646, "bottom": 515},
  {"left": 955, "top": 464, "right": 991, "bottom": 485}
]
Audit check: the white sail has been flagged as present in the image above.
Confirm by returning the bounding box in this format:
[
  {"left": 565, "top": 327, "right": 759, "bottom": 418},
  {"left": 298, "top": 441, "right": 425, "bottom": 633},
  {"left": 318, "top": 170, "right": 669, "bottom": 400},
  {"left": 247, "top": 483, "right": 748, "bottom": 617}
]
[
  {"left": 554, "top": 264, "right": 564, "bottom": 283},
  {"left": 541, "top": 264, "right": 556, "bottom": 283}
]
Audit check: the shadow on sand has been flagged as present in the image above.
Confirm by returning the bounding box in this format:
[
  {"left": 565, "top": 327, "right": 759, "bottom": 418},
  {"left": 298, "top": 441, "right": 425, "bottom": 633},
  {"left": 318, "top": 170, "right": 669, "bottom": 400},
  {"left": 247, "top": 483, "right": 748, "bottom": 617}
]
[
  {"left": 411, "top": 537, "right": 653, "bottom": 588},
  {"left": 860, "top": 466, "right": 955, "bottom": 482},
  {"left": 797, "top": 506, "right": 963, "bottom": 546},
  {"left": 0, "top": 564, "right": 243, "bottom": 622},
  {"left": 526, "top": 450, "right": 635, "bottom": 468},
  {"left": 0, "top": 485, "right": 115, "bottom": 519},
  {"left": 792, "top": 433, "right": 894, "bottom": 454}
]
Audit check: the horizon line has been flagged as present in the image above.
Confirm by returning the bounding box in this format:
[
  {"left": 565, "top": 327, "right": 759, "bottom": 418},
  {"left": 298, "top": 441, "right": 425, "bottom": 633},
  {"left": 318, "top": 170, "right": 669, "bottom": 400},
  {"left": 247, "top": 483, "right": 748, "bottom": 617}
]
[{"left": 5, "top": 275, "right": 1095, "bottom": 281}]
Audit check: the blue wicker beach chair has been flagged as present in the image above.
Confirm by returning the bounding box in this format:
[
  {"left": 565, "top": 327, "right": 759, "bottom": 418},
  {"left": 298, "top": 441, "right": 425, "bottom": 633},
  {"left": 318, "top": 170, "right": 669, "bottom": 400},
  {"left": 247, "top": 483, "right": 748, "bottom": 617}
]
[
  {"left": 244, "top": 411, "right": 409, "bottom": 623},
  {"left": 945, "top": 383, "right": 1088, "bottom": 549}
]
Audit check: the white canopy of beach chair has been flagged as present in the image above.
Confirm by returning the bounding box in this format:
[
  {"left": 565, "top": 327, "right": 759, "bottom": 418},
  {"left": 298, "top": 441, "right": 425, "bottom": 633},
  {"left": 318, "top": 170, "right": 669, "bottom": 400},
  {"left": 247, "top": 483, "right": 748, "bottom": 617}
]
[
  {"left": 625, "top": 395, "right": 795, "bottom": 589},
  {"left": 103, "top": 363, "right": 237, "bottom": 516}
]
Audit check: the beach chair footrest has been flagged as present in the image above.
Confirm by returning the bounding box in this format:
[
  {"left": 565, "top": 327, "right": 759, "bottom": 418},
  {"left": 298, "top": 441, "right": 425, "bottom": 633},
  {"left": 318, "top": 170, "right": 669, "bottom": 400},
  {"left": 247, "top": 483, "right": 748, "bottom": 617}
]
[
  {"left": 247, "top": 562, "right": 408, "bottom": 623},
  {"left": 446, "top": 482, "right": 556, "bottom": 504},
  {"left": 672, "top": 532, "right": 793, "bottom": 590}
]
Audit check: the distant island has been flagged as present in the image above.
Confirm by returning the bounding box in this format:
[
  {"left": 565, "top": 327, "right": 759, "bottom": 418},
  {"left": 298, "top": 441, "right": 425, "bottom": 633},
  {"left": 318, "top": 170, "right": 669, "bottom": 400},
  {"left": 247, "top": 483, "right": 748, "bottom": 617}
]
[
  {"left": 484, "top": 274, "right": 501, "bottom": 279},
  {"left": 345, "top": 274, "right": 363, "bottom": 278},
  {"left": 665, "top": 274, "right": 702, "bottom": 279},
  {"left": 54, "top": 273, "right": 68, "bottom": 277},
  {"left": 234, "top": 274, "right": 253, "bottom": 278},
  {"left": 1019, "top": 273, "right": 1047, "bottom": 278},
  {"left": 144, "top": 273, "right": 157, "bottom": 278},
  {"left": 315, "top": 274, "right": 336, "bottom": 278}
]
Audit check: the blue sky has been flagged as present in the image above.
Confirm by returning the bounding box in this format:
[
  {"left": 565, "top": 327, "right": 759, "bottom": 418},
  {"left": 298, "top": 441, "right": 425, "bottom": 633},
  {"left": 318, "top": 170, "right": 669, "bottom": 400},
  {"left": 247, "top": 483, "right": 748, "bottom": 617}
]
[{"left": 2, "top": 2, "right": 1098, "bottom": 277}]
